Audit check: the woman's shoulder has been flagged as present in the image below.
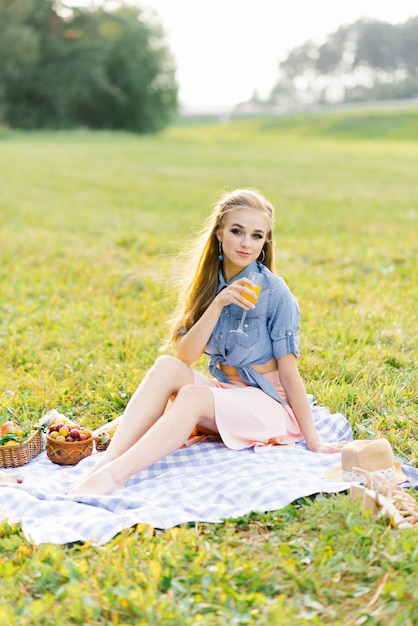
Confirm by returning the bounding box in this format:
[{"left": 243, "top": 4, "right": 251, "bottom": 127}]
[
  {"left": 260, "top": 267, "right": 300, "bottom": 325},
  {"left": 260, "top": 266, "right": 294, "bottom": 296}
]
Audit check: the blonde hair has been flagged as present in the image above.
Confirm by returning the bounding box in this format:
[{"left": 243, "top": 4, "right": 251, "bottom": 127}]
[{"left": 165, "top": 188, "right": 275, "bottom": 346}]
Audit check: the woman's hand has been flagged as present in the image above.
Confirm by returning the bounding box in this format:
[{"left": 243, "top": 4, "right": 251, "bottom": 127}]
[
  {"left": 176, "top": 279, "right": 254, "bottom": 364},
  {"left": 176, "top": 277, "right": 258, "bottom": 365},
  {"left": 307, "top": 440, "right": 348, "bottom": 454},
  {"left": 216, "top": 278, "right": 257, "bottom": 310}
]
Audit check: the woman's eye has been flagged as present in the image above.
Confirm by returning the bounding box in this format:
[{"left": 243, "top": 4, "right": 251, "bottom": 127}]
[{"left": 230, "top": 228, "right": 263, "bottom": 239}]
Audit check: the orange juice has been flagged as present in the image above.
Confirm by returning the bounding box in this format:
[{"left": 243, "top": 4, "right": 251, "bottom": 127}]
[{"left": 241, "top": 284, "right": 261, "bottom": 305}]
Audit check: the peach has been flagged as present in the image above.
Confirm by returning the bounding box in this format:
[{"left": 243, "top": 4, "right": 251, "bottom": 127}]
[{"left": 1, "top": 421, "right": 20, "bottom": 438}]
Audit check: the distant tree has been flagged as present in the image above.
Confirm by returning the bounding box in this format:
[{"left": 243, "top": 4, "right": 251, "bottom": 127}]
[
  {"left": 0, "top": 1, "right": 178, "bottom": 132},
  {"left": 271, "top": 17, "right": 418, "bottom": 107},
  {"left": 316, "top": 27, "right": 349, "bottom": 74},
  {"left": 399, "top": 16, "right": 418, "bottom": 79},
  {"left": 76, "top": 6, "right": 178, "bottom": 132},
  {"left": 353, "top": 21, "right": 398, "bottom": 71},
  {"left": 278, "top": 42, "right": 317, "bottom": 79},
  {"left": 0, "top": 0, "right": 40, "bottom": 120},
  {"left": 3, "top": 1, "right": 109, "bottom": 128}
]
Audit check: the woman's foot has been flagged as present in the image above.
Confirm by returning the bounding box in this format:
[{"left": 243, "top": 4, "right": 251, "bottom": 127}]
[
  {"left": 66, "top": 464, "right": 126, "bottom": 496},
  {"left": 65, "top": 449, "right": 119, "bottom": 494}
]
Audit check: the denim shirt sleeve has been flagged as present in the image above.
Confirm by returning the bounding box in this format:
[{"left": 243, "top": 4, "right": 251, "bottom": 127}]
[{"left": 267, "top": 279, "right": 301, "bottom": 359}]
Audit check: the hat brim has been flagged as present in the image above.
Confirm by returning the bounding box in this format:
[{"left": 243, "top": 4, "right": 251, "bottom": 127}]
[{"left": 325, "top": 461, "right": 407, "bottom": 485}]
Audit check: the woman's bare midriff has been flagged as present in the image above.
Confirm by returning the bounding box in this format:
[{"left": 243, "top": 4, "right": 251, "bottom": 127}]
[{"left": 219, "top": 357, "right": 278, "bottom": 379}]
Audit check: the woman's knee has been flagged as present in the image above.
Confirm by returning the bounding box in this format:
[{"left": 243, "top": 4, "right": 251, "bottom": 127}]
[
  {"left": 174, "top": 385, "right": 217, "bottom": 431},
  {"left": 175, "top": 384, "right": 214, "bottom": 412},
  {"left": 148, "top": 355, "right": 193, "bottom": 388},
  {"left": 151, "top": 355, "right": 186, "bottom": 376}
]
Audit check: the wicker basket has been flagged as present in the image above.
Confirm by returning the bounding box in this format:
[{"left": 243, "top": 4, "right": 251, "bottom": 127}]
[
  {"left": 0, "top": 429, "right": 43, "bottom": 468},
  {"left": 46, "top": 434, "right": 94, "bottom": 466},
  {"left": 93, "top": 419, "right": 119, "bottom": 452},
  {"left": 95, "top": 439, "right": 111, "bottom": 453}
]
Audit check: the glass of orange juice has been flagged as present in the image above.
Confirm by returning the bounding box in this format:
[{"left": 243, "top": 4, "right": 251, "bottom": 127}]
[{"left": 230, "top": 271, "right": 263, "bottom": 336}]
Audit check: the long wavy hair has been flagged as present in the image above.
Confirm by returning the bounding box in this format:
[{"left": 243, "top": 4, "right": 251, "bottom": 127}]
[{"left": 165, "top": 188, "right": 275, "bottom": 346}]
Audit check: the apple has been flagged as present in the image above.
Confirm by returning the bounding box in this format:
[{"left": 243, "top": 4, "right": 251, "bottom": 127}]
[
  {"left": 47, "top": 422, "right": 92, "bottom": 444},
  {"left": 1, "top": 420, "right": 20, "bottom": 437}
]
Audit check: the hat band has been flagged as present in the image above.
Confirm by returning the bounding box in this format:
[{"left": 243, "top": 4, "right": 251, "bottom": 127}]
[{"left": 342, "top": 466, "right": 396, "bottom": 482}]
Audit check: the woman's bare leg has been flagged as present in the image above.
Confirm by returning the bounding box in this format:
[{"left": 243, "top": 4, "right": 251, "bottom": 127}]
[
  {"left": 87, "top": 355, "right": 195, "bottom": 474},
  {"left": 67, "top": 384, "right": 216, "bottom": 496}
]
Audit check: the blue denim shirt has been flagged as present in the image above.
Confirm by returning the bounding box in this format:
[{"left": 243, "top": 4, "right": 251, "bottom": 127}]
[{"left": 205, "top": 261, "right": 300, "bottom": 404}]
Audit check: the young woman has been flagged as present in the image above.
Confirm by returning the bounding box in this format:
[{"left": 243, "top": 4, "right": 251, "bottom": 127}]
[{"left": 68, "top": 188, "right": 345, "bottom": 496}]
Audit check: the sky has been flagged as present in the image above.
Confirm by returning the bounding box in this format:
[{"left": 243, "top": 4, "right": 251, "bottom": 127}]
[{"left": 66, "top": 1, "right": 418, "bottom": 112}]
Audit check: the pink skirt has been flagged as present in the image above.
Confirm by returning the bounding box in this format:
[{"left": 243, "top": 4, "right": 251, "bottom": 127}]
[{"left": 188, "top": 369, "right": 304, "bottom": 451}]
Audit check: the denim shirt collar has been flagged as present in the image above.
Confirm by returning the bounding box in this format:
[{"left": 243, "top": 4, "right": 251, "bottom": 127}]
[{"left": 217, "top": 260, "right": 260, "bottom": 293}]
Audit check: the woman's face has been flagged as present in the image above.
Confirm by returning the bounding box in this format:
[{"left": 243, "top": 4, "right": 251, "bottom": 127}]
[{"left": 217, "top": 208, "right": 269, "bottom": 281}]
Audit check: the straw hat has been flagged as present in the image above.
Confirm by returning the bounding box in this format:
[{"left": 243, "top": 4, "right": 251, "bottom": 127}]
[{"left": 325, "top": 438, "right": 407, "bottom": 484}]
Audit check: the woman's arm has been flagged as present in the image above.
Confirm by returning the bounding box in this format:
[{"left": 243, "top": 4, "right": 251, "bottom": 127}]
[
  {"left": 176, "top": 279, "right": 256, "bottom": 366},
  {"left": 175, "top": 297, "right": 225, "bottom": 365},
  {"left": 278, "top": 353, "right": 346, "bottom": 453}
]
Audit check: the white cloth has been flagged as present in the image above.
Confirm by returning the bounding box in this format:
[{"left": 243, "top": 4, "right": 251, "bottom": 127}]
[{"left": 0, "top": 405, "right": 414, "bottom": 545}]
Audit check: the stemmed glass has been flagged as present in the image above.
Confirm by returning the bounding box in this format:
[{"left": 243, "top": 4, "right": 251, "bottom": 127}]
[{"left": 230, "top": 271, "right": 263, "bottom": 336}]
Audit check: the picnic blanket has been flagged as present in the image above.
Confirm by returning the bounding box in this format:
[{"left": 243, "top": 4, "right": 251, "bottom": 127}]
[{"left": 1, "top": 404, "right": 416, "bottom": 545}]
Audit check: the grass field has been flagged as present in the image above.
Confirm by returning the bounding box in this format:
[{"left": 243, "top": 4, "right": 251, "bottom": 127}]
[{"left": 0, "top": 107, "right": 417, "bottom": 624}]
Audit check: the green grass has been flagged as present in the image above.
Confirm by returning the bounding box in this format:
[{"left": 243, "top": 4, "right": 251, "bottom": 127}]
[
  {"left": 0, "top": 108, "right": 417, "bottom": 624},
  {"left": 254, "top": 105, "right": 418, "bottom": 140}
]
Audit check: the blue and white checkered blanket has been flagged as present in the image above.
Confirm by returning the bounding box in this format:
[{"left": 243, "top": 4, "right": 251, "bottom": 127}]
[{"left": 1, "top": 405, "right": 416, "bottom": 545}]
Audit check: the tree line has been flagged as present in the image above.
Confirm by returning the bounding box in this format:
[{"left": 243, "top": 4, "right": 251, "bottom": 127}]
[
  {"left": 0, "top": 0, "right": 178, "bottom": 132},
  {"left": 268, "top": 17, "right": 418, "bottom": 107}
]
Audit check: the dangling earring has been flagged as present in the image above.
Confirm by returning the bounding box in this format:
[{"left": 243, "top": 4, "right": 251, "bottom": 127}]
[
  {"left": 257, "top": 248, "right": 265, "bottom": 268},
  {"left": 218, "top": 241, "right": 224, "bottom": 261}
]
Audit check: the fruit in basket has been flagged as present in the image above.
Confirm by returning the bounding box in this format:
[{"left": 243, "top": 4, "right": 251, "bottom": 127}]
[
  {"left": 93, "top": 419, "right": 119, "bottom": 444},
  {"left": 0, "top": 420, "right": 30, "bottom": 446},
  {"left": 46, "top": 422, "right": 94, "bottom": 466},
  {"left": 47, "top": 422, "right": 92, "bottom": 442},
  {"left": 37, "top": 409, "right": 80, "bottom": 432},
  {"left": 94, "top": 432, "right": 111, "bottom": 445},
  {"left": 1, "top": 421, "right": 22, "bottom": 438},
  {"left": 93, "top": 422, "right": 119, "bottom": 451},
  {"left": 0, "top": 423, "right": 43, "bottom": 468}
]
